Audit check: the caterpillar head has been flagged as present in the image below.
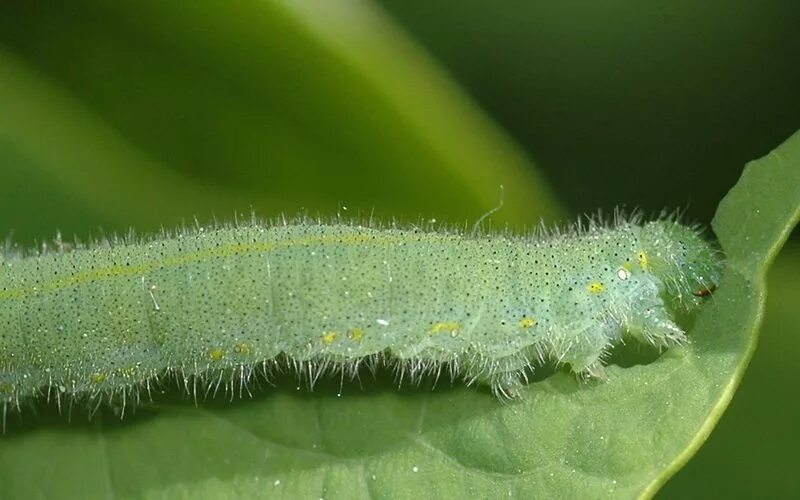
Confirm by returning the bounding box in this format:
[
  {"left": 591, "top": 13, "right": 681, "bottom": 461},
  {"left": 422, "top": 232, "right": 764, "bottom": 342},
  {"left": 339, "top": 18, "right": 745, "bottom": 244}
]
[{"left": 638, "top": 220, "right": 723, "bottom": 311}]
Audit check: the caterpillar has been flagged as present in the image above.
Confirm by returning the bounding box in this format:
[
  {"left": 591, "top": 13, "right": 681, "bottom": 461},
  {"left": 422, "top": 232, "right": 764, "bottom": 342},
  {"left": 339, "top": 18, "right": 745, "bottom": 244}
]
[{"left": 0, "top": 213, "right": 722, "bottom": 421}]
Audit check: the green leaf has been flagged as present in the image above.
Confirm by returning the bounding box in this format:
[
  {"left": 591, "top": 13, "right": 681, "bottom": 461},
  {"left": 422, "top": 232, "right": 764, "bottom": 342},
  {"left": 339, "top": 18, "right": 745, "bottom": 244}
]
[
  {"left": 661, "top": 246, "right": 800, "bottom": 497},
  {"left": 639, "top": 129, "right": 800, "bottom": 494}
]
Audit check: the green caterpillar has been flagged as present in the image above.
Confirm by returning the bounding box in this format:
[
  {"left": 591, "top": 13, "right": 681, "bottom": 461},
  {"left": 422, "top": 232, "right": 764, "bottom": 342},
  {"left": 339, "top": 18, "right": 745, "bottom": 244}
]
[{"left": 0, "top": 214, "right": 722, "bottom": 420}]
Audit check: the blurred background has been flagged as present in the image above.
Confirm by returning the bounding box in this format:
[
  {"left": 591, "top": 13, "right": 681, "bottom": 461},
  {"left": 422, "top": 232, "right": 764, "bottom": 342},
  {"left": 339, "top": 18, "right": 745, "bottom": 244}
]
[{"left": 0, "top": 0, "right": 798, "bottom": 497}]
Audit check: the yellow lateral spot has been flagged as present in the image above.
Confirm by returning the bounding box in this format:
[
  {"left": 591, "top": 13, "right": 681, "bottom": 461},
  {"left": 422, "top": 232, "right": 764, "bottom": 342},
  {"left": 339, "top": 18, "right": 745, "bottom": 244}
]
[
  {"left": 209, "top": 347, "right": 226, "bottom": 361},
  {"left": 0, "top": 383, "right": 15, "bottom": 394},
  {"left": 347, "top": 328, "right": 365, "bottom": 341},
  {"left": 429, "top": 321, "right": 461, "bottom": 336},
  {"left": 587, "top": 282, "right": 606, "bottom": 294},
  {"left": 234, "top": 342, "right": 252, "bottom": 355},
  {"left": 91, "top": 372, "right": 108, "bottom": 384},
  {"left": 322, "top": 331, "right": 340, "bottom": 345},
  {"left": 519, "top": 317, "right": 538, "bottom": 328},
  {"left": 637, "top": 251, "right": 649, "bottom": 271}
]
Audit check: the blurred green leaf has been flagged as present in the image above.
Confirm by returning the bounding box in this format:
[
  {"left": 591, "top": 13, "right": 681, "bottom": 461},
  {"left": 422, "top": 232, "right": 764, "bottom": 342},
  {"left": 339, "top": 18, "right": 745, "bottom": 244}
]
[{"left": 0, "top": 0, "right": 562, "bottom": 245}]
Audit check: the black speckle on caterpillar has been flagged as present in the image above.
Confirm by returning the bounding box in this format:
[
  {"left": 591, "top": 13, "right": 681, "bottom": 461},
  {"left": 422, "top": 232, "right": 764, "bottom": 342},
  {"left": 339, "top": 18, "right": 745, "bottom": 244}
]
[{"left": 0, "top": 212, "right": 722, "bottom": 422}]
